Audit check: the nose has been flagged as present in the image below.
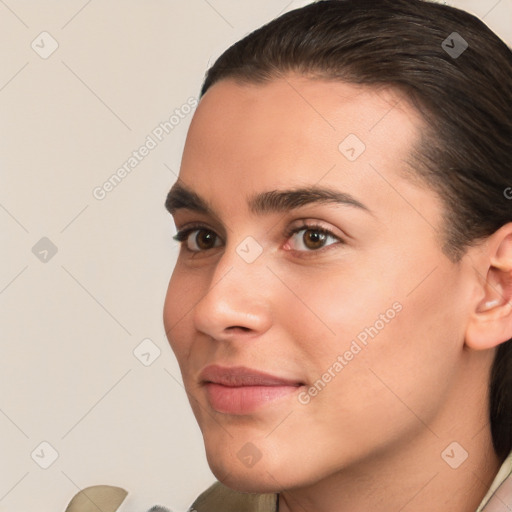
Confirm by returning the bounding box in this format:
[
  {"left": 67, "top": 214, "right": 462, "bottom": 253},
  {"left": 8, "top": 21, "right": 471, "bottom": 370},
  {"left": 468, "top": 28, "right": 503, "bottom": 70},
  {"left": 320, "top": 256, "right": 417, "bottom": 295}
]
[{"left": 192, "top": 244, "right": 273, "bottom": 341}]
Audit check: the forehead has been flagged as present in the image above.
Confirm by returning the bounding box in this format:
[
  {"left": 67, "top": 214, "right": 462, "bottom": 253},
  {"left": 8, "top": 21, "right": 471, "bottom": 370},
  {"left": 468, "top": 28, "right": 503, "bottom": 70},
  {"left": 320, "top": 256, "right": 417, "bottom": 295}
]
[{"left": 178, "top": 76, "right": 428, "bottom": 217}]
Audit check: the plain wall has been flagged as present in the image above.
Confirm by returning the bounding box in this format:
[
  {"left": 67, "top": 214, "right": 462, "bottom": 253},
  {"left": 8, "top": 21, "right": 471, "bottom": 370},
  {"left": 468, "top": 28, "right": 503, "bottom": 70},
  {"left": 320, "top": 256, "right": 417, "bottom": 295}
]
[{"left": 1, "top": 1, "right": 511, "bottom": 510}]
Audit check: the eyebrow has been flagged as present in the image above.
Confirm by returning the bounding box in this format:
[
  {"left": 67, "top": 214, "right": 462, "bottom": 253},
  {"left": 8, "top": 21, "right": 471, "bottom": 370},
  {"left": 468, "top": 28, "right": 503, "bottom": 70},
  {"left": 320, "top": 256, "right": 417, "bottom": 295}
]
[{"left": 165, "top": 182, "right": 372, "bottom": 217}]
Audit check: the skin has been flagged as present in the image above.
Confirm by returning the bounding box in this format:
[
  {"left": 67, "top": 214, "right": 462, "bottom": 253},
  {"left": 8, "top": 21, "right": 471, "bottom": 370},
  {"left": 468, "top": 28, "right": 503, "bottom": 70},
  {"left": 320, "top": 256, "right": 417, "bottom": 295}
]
[{"left": 163, "top": 76, "right": 512, "bottom": 512}]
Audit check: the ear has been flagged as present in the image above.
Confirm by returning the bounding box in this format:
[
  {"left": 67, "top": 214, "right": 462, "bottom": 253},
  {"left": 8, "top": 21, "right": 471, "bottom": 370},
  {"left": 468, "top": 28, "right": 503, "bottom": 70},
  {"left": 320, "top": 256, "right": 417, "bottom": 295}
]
[{"left": 465, "top": 223, "right": 512, "bottom": 350}]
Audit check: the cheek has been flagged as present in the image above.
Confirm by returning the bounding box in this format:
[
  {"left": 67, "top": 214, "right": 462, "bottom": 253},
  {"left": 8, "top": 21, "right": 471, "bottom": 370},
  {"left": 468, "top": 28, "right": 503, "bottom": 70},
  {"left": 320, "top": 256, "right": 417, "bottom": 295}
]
[
  {"left": 163, "top": 268, "right": 195, "bottom": 358},
  {"left": 274, "top": 263, "right": 398, "bottom": 367},
  {"left": 283, "top": 252, "right": 465, "bottom": 414},
  {"left": 347, "top": 265, "right": 467, "bottom": 423}
]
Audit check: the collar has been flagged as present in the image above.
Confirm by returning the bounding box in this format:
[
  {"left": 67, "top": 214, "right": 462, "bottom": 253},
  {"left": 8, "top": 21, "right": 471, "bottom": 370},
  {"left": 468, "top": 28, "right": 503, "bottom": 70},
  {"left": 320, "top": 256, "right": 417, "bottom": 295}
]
[{"left": 477, "top": 449, "right": 512, "bottom": 511}]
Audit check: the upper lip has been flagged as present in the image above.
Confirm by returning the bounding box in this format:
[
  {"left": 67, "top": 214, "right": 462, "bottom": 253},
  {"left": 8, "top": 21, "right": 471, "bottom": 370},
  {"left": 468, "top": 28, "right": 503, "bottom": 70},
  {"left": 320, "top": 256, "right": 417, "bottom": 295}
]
[{"left": 199, "top": 365, "right": 303, "bottom": 387}]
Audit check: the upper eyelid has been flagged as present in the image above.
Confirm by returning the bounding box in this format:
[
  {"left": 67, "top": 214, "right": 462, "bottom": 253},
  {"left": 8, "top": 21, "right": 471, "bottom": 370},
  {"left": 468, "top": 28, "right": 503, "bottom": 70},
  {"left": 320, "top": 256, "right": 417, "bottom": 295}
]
[
  {"left": 173, "top": 222, "right": 344, "bottom": 248},
  {"left": 174, "top": 221, "right": 338, "bottom": 236},
  {"left": 173, "top": 222, "right": 225, "bottom": 240},
  {"left": 174, "top": 219, "right": 227, "bottom": 236}
]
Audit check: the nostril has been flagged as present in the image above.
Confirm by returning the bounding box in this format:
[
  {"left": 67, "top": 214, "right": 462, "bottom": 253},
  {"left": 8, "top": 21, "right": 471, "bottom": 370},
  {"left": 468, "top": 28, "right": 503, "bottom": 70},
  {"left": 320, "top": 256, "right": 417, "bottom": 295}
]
[{"left": 227, "top": 325, "right": 251, "bottom": 332}]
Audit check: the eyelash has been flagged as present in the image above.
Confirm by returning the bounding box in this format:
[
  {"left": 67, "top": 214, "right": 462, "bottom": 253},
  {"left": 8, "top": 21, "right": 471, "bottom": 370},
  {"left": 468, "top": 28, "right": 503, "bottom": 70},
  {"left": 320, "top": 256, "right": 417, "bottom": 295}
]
[{"left": 172, "top": 222, "right": 344, "bottom": 257}]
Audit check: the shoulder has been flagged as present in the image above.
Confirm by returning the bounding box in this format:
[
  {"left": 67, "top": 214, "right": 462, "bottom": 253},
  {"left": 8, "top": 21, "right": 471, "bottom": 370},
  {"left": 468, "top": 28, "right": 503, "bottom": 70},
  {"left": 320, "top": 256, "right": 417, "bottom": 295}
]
[
  {"left": 65, "top": 485, "right": 172, "bottom": 512},
  {"left": 64, "top": 482, "right": 277, "bottom": 512},
  {"left": 190, "top": 481, "right": 278, "bottom": 512},
  {"left": 64, "top": 485, "right": 128, "bottom": 512}
]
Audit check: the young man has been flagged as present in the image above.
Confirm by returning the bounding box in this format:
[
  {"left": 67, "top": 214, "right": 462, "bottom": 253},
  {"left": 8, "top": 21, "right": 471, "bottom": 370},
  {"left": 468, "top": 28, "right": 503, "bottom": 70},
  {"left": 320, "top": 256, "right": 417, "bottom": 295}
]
[{"left": 66, "top": 0, "right": 512, "bottom": 510}]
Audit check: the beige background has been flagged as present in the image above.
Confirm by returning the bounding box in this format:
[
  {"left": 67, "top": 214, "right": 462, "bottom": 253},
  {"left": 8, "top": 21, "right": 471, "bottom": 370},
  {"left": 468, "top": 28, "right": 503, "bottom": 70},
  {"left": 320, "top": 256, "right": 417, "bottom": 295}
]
[{"left": 1, "top": 1, "right": 510, "bottom": 511}]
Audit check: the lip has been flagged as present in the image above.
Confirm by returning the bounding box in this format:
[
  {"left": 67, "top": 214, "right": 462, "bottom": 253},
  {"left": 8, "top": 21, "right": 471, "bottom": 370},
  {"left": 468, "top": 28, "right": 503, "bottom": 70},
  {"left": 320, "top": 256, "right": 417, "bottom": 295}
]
[
  {"left": 200, "top": 365, "right": 304, "bottom": 414},
  {"left": 200, "top": 365, "right": 303, "bottom": 387}
]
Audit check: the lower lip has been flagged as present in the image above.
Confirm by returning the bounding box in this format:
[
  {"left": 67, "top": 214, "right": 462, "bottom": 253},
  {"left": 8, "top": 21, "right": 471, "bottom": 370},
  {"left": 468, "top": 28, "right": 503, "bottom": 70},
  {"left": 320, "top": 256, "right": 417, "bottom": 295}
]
[{"left": 204, "top": 383, "right": 301, "bottom": 414}]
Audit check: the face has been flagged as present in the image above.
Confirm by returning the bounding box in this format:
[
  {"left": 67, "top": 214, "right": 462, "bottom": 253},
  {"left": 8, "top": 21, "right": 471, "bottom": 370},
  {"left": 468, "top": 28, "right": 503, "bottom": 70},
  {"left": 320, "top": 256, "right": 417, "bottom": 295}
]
[{"left": 163, "top": 77, "right": 476, "bottom": 492}]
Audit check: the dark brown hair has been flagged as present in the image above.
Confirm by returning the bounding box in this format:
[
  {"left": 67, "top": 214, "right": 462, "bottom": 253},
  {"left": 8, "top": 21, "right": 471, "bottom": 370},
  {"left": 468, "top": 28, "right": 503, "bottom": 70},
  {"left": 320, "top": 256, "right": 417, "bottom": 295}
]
[{"left": 199, "top": 0, "right": 512, "bottom": 460}]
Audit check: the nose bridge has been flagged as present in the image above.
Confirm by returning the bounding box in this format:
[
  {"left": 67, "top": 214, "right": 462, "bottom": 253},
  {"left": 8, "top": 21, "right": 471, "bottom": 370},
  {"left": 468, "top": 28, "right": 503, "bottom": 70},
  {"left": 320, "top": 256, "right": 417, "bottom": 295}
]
[
  {"left": 209, "top": 233, "right": 268, "bottom": 298},
  {"left": 192, "top": 237, "right": 271, "bottom": 336}
]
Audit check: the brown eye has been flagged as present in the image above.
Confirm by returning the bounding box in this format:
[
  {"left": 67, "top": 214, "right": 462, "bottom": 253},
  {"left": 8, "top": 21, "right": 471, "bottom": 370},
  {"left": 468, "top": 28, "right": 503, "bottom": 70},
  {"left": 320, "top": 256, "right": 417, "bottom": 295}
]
[
  {"left": 188, "top": 229, "right": 220, "bottom": 251},
  {"left": 173, "top": 225, "right": 223, "bottom": 253},
  {"left": 286, "top": 225, "right": 341, "bottom": 252},
  {"left": 303, "top": 230, "right": 327, "bottom": 249}
]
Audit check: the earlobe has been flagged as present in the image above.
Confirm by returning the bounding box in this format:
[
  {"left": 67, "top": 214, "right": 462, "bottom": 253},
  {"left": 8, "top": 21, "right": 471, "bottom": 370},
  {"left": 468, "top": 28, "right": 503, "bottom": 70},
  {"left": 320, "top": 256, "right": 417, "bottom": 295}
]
[{"left": 465, "top": 224, "right": 512, "bottom": 351}]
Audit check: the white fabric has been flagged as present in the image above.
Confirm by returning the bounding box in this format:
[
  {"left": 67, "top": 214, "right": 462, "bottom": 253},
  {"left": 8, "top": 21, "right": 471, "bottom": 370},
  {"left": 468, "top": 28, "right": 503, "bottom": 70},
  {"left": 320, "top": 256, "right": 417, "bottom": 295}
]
[{"left": 478, "top": 450, "right": 512, "bottom": 511}]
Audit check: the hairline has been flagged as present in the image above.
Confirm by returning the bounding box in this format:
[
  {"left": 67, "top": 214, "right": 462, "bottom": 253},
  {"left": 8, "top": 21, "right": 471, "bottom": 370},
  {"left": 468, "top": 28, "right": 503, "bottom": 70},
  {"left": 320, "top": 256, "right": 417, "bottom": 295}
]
[{"left": 200, "top": 71, "right": 467, "bottom": 263}]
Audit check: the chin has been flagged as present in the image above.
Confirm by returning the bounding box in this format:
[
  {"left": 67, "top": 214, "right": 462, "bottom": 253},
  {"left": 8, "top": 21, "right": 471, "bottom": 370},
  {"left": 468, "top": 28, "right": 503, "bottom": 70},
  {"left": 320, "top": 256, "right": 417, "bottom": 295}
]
[
  {"left": 204, "top": 450, "right": 284, "bottom": 494},
  {"left": 215, "top": 469, "right": 283, "bottom": 494},
  {"left": 208, "top": 449, "right": 319, "bottom": 495}
]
